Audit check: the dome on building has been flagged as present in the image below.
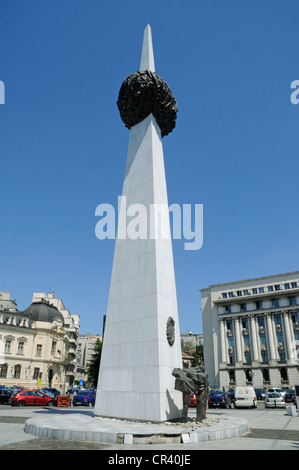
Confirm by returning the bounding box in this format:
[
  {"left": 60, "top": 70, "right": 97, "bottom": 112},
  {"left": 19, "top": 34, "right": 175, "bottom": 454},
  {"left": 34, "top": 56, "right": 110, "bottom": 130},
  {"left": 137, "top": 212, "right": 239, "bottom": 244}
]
[{"left": 22, "top": 300, "right": 64, "bottom": 324}]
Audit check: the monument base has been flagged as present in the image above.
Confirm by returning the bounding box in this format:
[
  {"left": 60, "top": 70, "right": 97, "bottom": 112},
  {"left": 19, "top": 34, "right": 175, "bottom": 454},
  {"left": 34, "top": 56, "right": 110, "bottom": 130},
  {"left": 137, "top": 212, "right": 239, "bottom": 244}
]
[{"left": 24, "top": 410, "right": 249, "bottom": 445}]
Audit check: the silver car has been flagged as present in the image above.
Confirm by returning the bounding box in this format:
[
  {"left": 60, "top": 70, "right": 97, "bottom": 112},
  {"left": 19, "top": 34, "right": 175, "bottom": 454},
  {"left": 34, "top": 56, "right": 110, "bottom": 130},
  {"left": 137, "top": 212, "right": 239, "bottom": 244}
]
[
  {"left": 265, "top": 392, "right": 286, "bottom": 408},
  {"left": 266, "top": 387, "right": 286, "bottom": 397}
]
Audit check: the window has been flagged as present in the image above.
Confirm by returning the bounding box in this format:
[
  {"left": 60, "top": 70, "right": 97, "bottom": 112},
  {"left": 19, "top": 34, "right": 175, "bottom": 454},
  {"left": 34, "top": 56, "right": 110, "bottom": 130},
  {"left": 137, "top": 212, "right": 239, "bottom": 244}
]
[
  {"left": 256, "top": 301, "right": 263, "bottom": 310},
  {"left": 268, "top": 286, "right": 274, "bottom": 292},
  {"left": 4, "top": 340, "right": 11, "bottom": 353},
  {"left": 14, "top": 365, "right": 21, "bottom": 379},
  {"left": 291, "top": 282, "right": 298, "bottom": 288},
  {"left": 291, "top": 312, "right": 299, "bottom": 323},
  {"left": 17, "top": 342, "right": 24, "bottom": 354},
  {"left": 240, "top": 303, "right": 247, "bottom": 312},
  {"left": 261, "top": 350, "right": 268, "bottom": 363},
  {"left": 245, "top": 368, "right": 253, "bottom": 381},
  {"left": 33, "top": 368, "right": 40, "bottom": 379},
  {"left": 252, "top": 288, "right": 258, "bottom": 294},
  {"left": 259, "top": 287, "right": 264, "bottom": 293},
  {"left": 259, "top": 333, "right": 267, "bottom": 345},
  {"left": 289, "top": 297, "right": 296, "bottom": 306},
  {"left": 272, "top": 299, "right": 279, "bottom": 308},
  {"left": 257, "top": 316, "right": 265, "bottom": 326},
  {"left": 262, "top": 369, "right": 270, "bottom": 382},
  {"left": 280, "top": 368, "right": 288, "bottom": 382},
  {"left": 227, "top": 320, "right": 233, "bottom": 331},
  {"left": 275, "top": 284, "right": 281, "bottom": 291},
  {"left": 36, "top": 344, "right": 42, "bottom": 356},
  {"left": 228, "top": 336, "right": 234, "bottom": 347},
  {"left": 277, "top": 331, "right": 284, "bottom": 343},
  {"left": 257, "top": 316, "right": 265, "bottom": 327},
  {"left": 243, "top": 290, "right": 249, "bottom": 296},
  {"left": 225, "top": 306, "right": 231, "bottom": 314},
  {"left": 51, "top": 341, "right": 57, "bottom": 356},
  {"left": 278, "top": 349, "right": 286, "bottom": 361},
  {"left": 242, "top": 318, "right": 249, "bottom": 329},
  {"left": 0, "top": 364, "right": 7, "bottom": 378},
  {"left": 244, "top": 335, "right": 250, "bottom": 346},
  {"left": 237, "top": 290, "right": 242, "bottom": 297},
  {"left": 228, "top": 292, "right": 234, "bottom": 298},
  {"left": 274, "top": 314, "right": 282, "bottom": 326},
  {"left": 222, "top": 293, "right": 227, "bottom": 299},
  {"left": 244, "top": 351, "right": 251, "bottom": 364},
  {"left": 284, "top": 283, "right": 290, "bottom": 289}
]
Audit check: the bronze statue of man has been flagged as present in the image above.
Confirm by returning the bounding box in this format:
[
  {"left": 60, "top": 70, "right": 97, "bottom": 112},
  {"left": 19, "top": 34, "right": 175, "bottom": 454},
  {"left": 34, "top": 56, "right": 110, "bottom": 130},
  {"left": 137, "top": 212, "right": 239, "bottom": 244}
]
[{"left": 172, "top": 366, "right": 209, "bottom": 423}]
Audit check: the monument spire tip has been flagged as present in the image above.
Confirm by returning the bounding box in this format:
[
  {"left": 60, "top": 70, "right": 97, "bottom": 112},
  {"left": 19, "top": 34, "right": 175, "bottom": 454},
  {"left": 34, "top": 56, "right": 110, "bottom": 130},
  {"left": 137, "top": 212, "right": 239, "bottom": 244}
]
[{"left": 140, "top": 24, "right": 155, "bottom": 72}]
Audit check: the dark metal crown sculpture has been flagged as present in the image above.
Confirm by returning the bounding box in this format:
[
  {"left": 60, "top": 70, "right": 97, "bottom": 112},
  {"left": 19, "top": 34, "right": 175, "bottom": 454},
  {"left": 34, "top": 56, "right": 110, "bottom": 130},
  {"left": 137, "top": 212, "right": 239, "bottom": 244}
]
[{"left": 117, "top": 70, "right": 178, "bottom": 137}]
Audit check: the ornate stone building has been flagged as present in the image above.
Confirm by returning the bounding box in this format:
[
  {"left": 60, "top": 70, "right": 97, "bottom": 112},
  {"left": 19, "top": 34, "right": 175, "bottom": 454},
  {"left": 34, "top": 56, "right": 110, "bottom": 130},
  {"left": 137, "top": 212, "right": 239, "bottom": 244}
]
[
  {"left": 0, "top": 292, "right": 72, "bottom": 392},
  {"left": 32, "top": 292, "right": 80, "bottom": 388},
  {"left": 201, "top": 272, "right": 299, "bottom": 390}
]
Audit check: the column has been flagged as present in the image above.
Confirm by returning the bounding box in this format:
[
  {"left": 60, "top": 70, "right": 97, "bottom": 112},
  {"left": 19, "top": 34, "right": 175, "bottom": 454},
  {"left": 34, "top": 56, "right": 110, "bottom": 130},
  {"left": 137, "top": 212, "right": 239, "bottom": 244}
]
[
  {"left": 265, "top": 312, "right": 276, "bottom": 362},
  {"left": 234, "top": 317, "right": 243, "bottom": 364},
  {"left": 219, "top": 318, "right": 227, "bottom": 364},
  {"left": 282, "top": 310, "right": 294, "bottom": 362},
  {"left": 249, "top": 314, "right": 259, "bottom": 362}
]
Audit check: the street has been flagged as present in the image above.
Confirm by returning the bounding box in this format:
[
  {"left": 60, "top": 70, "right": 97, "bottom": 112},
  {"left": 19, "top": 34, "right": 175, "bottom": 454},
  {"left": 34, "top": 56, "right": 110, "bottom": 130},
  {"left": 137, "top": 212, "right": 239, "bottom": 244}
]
[{"left": 0, "top": 402, "right": 298, "bottom": 451}]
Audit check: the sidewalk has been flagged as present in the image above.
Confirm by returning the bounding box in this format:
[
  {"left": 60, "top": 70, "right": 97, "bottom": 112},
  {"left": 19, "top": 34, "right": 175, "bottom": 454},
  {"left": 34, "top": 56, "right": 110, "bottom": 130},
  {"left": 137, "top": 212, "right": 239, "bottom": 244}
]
[{"left": 0, "top": 405, "right": 298, "bottom": 450}]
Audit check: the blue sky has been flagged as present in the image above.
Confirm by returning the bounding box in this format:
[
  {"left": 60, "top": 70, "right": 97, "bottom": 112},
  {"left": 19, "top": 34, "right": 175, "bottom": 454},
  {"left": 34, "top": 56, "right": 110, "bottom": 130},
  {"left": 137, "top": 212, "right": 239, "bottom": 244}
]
[{"left": 0, "top": 0, "right": 298, "bottom": 335}]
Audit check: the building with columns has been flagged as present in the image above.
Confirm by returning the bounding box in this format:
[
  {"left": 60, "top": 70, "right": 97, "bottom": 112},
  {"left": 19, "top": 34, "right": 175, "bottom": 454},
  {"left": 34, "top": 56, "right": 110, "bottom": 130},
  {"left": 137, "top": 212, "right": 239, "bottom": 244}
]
[{"left": 201, "top": 271, "right": 299, "bottom": 390}]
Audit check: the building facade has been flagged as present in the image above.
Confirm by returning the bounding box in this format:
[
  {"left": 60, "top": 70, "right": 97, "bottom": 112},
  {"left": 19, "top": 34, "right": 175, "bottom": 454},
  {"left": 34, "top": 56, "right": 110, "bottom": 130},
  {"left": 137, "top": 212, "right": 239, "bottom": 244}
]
[
  {"left": 181, "top": 332, "right": 203, "bottom": 349},
  {"left": 0, "top": 293, "right": 70, "bottom": 392},
  {"left": 76, "top": 333, "right": 102, "bottom": 383},
  {"left": 201, "top": 272, "right": 299, "bottom": 390},
  {"left": 32, "top": 292, "right": 80, "bottom": 388}
]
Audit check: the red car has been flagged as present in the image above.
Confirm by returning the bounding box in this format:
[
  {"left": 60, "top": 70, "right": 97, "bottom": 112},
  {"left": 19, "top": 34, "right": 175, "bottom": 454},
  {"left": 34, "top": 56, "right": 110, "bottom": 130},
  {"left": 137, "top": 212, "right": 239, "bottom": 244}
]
[
  {"left": 189, "top": 392, "right": 196, "bottom": 407},
  {"left": 9, "top": 389, "right": 56, "bottom": 407}
]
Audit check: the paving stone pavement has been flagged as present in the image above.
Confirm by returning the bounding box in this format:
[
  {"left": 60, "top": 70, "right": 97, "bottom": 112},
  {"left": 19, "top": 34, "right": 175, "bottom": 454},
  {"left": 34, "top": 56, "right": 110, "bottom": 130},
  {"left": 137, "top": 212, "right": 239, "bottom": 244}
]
[{"left": 0, "top": 405, "right": 298, "bottom": 451}]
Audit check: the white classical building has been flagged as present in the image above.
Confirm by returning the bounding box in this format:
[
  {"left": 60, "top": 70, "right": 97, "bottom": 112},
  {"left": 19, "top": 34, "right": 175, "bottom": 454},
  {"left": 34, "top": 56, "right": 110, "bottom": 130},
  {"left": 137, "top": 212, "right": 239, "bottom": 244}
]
[
  {"left": 0, "top": 293, "right": 70, "bottom": 391},
  {"left": 201, "top": 271, "right": 299, "bottom": 390},
  {"left": 0, "top": 291, "right": 80, "bottom": 392},
  {"left": 32, "top": 292, "right": 80, "bottom": 388}
]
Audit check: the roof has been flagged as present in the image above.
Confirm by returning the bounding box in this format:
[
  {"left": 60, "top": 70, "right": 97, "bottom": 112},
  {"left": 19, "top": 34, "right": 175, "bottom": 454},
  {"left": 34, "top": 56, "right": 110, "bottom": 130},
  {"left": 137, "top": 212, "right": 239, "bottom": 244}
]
[
  {"left": 22, "top": 300, "right": 64, "bottom": 324},
  {"left": 200, "top": 271, "right": 299, "bottom": 292}
]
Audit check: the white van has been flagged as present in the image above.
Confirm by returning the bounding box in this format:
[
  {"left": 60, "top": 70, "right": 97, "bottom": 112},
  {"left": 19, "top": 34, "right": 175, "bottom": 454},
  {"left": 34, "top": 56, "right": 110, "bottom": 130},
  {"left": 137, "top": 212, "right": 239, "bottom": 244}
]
[{"left": 234, "top": 386, "right": 257, "bottom": 409}]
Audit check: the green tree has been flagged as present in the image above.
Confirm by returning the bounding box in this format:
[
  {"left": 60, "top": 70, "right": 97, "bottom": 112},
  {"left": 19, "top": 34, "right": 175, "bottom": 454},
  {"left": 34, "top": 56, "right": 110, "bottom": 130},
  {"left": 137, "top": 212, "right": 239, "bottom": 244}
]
[
  {"left": 181, "top": 338, "right": 194, "bottom": 352},
  {"left": 191, "top": 344, "right": 204, "bottom": 367},
  {"left": 87, "top": 339, "right": 102, "bottom": 386},
  {"left": 60, "top": 353, "right": 74, "bottom": 391}
]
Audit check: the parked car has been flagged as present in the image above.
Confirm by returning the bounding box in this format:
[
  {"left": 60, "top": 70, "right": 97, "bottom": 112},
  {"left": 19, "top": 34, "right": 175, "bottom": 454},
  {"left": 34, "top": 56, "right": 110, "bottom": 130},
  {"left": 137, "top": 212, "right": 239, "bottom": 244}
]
[
  {"left": 0, "top": 388, "right": 13, "bottom": 404},
  {"left": 72, "top": 390, "right": 96, "bottom": 407},
  {"left": 189, "top": 392, "right": 196, "bottom": 407},
  {"left": 265, "top": 392, "right": 286, "bottom": 408},
  {"left": 40, "top": 387, "right": 61, "bottom": 398},
  {"left": 68, "top": 387, "right": 80, "bottom": 394},
  {"left": 9, "top": 389, "right": 56, "bottom": 407},
  {"left": 234, "top": 387, "right": 257, "bottom": 409},
  {"left": 285, "top": 390, "right": 296, "bottom": 403},
  {"left": 208, "top": 391, "right": 232, "bottom": 409},
  {"left": 266, "top": 387, "right": 286, "bottom": 397},
  {"left": 254, "top": 388, "right": 266, "bottom": 400}
]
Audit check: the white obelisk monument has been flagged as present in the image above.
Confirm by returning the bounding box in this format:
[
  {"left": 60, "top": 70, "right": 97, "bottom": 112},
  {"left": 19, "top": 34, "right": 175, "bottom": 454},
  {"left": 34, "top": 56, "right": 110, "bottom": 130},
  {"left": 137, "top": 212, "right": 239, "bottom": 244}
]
[{"left": 94, "top": 25, "right": 183, "bottom": 422}]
